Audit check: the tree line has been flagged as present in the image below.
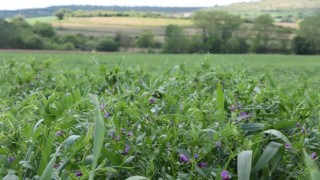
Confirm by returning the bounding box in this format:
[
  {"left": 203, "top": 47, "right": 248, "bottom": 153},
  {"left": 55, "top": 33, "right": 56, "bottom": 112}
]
[{"left": 0, "top": 10, "right": 320, "bottom": 54}]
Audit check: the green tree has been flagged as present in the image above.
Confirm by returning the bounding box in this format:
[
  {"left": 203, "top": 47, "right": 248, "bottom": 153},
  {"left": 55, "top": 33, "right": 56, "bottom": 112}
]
[
  {"left": 298, "top": 14, "right": 320, "bottom": 53},
  {"left": 251, "top": 14, "right": 274, "bottom": 53},
  {"left": 136, "top": 31, "right": 155, "bottom": 48},
  {"left": 0, "top": 19, "right": 17, "bottom": 48},
  {"left": 54, "top": 8, "right": 71, "bottom": 20},
  {"left": 97, "top": 38, "right": 118, "bottom": 52},
  {"left": 114, "top": 31, "right": 133, "bottom": 50},
  {"left": 33, "top": 22, "right": 56, "bottom": 38},
  {"left": 192, "top": 10, "right": 242, "bottom": 53},
  {"left": 163, "top": 25, "right": 189, "bottom": 53},
  {"left": 292, "top": 36, "right": 312, "bottom": 55}
]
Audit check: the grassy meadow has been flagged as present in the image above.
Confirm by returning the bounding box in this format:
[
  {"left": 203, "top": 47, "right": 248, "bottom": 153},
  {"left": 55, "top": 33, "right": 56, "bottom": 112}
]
[{"left": 1, "top": 51, "right": 320, "bottom": 179}]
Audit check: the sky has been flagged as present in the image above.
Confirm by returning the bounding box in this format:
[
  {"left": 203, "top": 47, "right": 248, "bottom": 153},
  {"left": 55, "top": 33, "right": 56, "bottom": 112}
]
[{"left": 0, "top": 0, "right": 260, "bottom": 10}]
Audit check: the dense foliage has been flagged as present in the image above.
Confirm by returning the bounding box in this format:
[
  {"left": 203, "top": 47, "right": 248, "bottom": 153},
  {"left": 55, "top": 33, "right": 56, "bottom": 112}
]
[{"left": 1, "top": 55, "right": 320, "bottom": 179}]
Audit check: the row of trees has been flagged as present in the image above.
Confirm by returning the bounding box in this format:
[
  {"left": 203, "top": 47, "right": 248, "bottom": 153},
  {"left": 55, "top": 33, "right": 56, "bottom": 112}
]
[
  {"left": 1, "top": 11, "right": 320, "bottom": 54},
  {"left": 162, "top": 11, "right": 320, "bottom": 54},
  {"left": 0, "top": 16, "right": 161, "bottom": 51}
]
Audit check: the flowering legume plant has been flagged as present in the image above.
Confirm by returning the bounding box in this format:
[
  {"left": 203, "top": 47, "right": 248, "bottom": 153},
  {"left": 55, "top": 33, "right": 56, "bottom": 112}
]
[{"left": 0, "top": 57, "right": 320, "bottom": 180}]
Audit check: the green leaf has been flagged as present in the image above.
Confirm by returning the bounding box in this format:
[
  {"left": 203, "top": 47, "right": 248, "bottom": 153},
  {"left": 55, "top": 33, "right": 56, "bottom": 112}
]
[
  {"left": 241, "top": 123, "right": 265, "bottom": 132},
  {"left": 125, "top": 176, "right": 150, "bottom": 180},
  {"left": 90, "top": 97, "right": 105, "bottom": 180},
  {"left": 252, "top": 142, "right": 283, "bottom": 173},
  {"left": 303, "top": 149, "right": 320, "bottom": 180},
  {"left": 40, "top": 155, "right": 56, "bottom": 180},
  {"left": 124, "top": 156, "right": 135, "bottom": 164},
  {"left": 263, "top": 129, "right": 291, "bottom": 147},
  {"left": 269, "top": 144, "right": 285, "bottom": 172},
  {"left": 237, "top": 150, "right": 252, "bottom": 180},
  {"left": 216, "top": 82, "right": 225, "bottom": 125},
  {"left": 271, "top": 121, "right": 297, "bottom": 130}
]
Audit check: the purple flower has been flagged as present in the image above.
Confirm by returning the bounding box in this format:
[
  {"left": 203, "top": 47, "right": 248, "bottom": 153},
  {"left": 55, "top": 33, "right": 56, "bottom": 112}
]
[
  {"left": 198, "top": 162, "right": 208, "bottom": 168},
  {"left": 194, "top": 153, "right": 199, "bottom": 159},
  {"left": 311, "top": 152, "right": 317, "bottom": 159},
  {"left": 301, "top": 126, "right": 306, "bottom": 134},
  {"left": 179, "top": 153, "right": 189, "bottom": 162},
  {"left": 149, "top": 98, "right": 156, "bottom": 103},
  {"left": 116, "top": 135, "right": 120, "bottom": 141},
  {"left": 296, "top": 122, "right": 301, "bottom": 128},
  {"left": 109, "top": 131, "right": 115, "bottom": 139},
  {"left": 8, "top": 156, "right": 15, "bottom": 163},
  {"left": 229, "top": 105, "right": 236, "bottom": 112},
  {"left": 127, "top": 131, "right": 133, "bottom": 137},
  {"left": 239, "top": 112, "right": 250, "bottom": 118},
  {"left": 75, "top": 170, "right": 83, "bottom": 177},
  {"left": 124, "top": 145, "right": 130, "bottom": 154},
  {"left": 55, "top": 131, "right": 64, "bottom": 136},
  {"left": 215, "top": 141, "right": 222, "bottom": 148},
  {"left": 104, "top": 112, "right": 110, "bottom": 118},
  {"left": 221, "top": 170, "right": 230, "bottom": 180},
  {"left": 285, "top": 143, "right": 291, "bottom": 149}
]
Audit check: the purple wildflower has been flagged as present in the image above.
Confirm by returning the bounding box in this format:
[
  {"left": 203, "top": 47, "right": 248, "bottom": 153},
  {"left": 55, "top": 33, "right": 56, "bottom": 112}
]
[
  {"left": 194, "top": 153, "right": 199, "bottom": 159},
  {"left": 285, "top": 143, "right": 291, "bottom": 149},
  {"left": 75, "top": 170, "right": 83, "bottom": 177},
  {"left": 8, "top": 156, "right": 15, "bottom": 163},
  {"left": 100, "top": 104, "right": 106, "bottom": 110},
  {"left": 311, "top": 152, "right": 317, "bottom": 159},
  {"left": 127, "top": 131, "right": 133, "bottom": 137},
  {"left": 124, "top": 145, "right": 130, "bottom": 154},
  {"left": 55, "top": 131, "right": 64, "bottom": 136},
  {"left": 215, "top": 141, "right": 222, "bottom": 148},
  {"left": 221, "top": 170, "right": 230, "bottom": 180},
  {"left": 229, "top": 105, "right": 236, "bottom": 112},
  {"left": 149, "top": 98, "right": 156, "bottom": 103},
  {"left": 198, "top": 162, "right": 208, "bottom": 168},
  {"left": 239, "top": 112, "right": 249, "bottom": 118},
  {"left": 179, "top": 154, "right": 189, "bottom": 162},
  {"left": 104, "top": 112, "right": 110, "bottom": 118},
  {"left": 109, "top": 131, "right": 115, "bottom": 139},
  {"left": 301, "top": 126, "right": 306, "bottom": 134},
  {"left": 116, "top": 135, "right": 120, "bottom": 141}
]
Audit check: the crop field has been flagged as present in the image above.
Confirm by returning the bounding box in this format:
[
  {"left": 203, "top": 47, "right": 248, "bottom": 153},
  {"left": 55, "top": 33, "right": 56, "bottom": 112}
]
[{"left": 1, "top": 51, "right": 320, "bottom": 179}]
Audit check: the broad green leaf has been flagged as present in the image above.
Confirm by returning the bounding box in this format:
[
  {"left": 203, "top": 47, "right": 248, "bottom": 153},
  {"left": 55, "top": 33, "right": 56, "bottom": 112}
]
[
  {"left": 237, "top": 150, "right": 252, "bottom": 180},
  {"left": 263, "top": 129, "right": 291, "bottom": 147},
  {"left": 3, "top": 170, "right": 19, "bottom": 180},
  {"left": 126, "top": 176, "right": 150, "bottom": 180},
  {"left": 303, "top": 149, "right": 320, "bottom": 180},
  {"left": 271, "top": 121, "right": 297, "bottom": 130},
  {"left": 124, "top": 156, "right": 135, "bottom": 164},
  {"left": 40, "top": 155, "right": 56, "bottom": 180},
  {"left": 38, "top": 131, "right": 54, "bottom": 175},
  {"left": 90, "top": 97, "right": 105, "bottom": 180},
  {"left": 252, "top": 142, "right": 283, "bottom": 173},
  {"left": 241, "top": 123, "right": 265, "bottom": 132},
  {"left": 269, "top": 144, "right": 285, "bottom": 172},
  {"left": 216, "top": 82, "right": 225, "bottom": 125}
]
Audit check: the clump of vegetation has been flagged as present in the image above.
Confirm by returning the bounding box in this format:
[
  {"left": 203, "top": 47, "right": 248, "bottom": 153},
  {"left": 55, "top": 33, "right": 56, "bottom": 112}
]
[{"left": 1, "top": 56, "right": 320, "bottom": 179}]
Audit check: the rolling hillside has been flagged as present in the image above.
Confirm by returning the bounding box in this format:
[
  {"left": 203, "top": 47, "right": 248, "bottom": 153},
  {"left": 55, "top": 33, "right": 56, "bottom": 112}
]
[{"left": 211, "top": 0, "right": 320, "bottom": 20}]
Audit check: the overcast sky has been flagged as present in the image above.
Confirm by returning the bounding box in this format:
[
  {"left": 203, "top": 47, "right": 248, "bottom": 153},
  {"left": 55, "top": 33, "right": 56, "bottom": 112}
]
[{"left": 0, "top": 0, "right": 260, "bottom": 10}]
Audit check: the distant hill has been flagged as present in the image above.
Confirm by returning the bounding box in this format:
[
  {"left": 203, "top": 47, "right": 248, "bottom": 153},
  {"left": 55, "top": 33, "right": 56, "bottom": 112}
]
[
  {"left": 0, "top": 5, "right": 204, "bottom": 19},
  {"left": 211, "top": 0, "right": 320, "bottom": 20}
]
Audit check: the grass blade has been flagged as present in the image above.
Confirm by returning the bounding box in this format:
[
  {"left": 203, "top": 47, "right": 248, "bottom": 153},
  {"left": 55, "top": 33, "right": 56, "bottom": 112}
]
[
  {"left": 40, "top": 155, "right": 56, "bottom": 180},
  {"left": 252, "top": 142, "right": 283, "bottom": 173},
  {"left": 237, "top": 150, "right": 252, "bottom": 180},
  {"left": 216, "top": 82, "right": 225, "bottom": 125},
  {"left": 263, "top": 129, "right": 291, "bottom": 147},
  {"left": 90, "top": 97, "right": 105, "bottom": 180}
]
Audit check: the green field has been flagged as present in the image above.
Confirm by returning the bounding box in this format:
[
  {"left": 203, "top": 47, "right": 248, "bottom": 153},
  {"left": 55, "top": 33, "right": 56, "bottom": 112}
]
[{"left": 1, "top": 52, "right": 320, "bottom": 179}]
